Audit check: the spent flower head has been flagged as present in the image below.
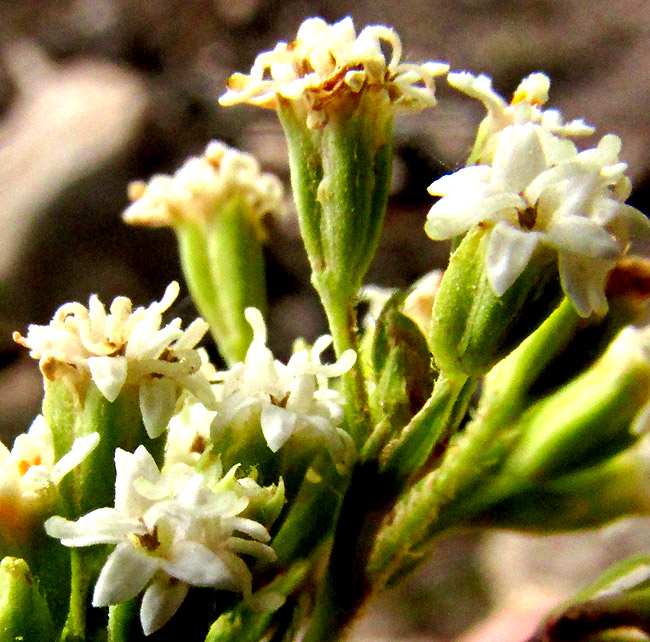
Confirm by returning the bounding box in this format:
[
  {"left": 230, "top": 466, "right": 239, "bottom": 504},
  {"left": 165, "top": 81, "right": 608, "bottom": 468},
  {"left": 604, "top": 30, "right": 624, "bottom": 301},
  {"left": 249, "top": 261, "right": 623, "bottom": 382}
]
[
  {"left": 426, "top": 124, "right": 650, "bottom": 316},
  {"left": 449, "top": 71, "right": 594, "bottom": 164},
  {"left": 45, "top": 446, "right": 275, "bottom": 635},
  {"left": 219, "top": 16, "right": 449, "bottom": 127},
  {"left": 14, "top": 282, "right": 216, "bottom": 438},
  {"left": 211, "top": 308, "right": 357, "bottom": 471},
  {"left": 0, "top": 415, "right": 98, "bottom": 537},
  {"left": 123, "top": 141, "right": 284, "bottom": 237}
]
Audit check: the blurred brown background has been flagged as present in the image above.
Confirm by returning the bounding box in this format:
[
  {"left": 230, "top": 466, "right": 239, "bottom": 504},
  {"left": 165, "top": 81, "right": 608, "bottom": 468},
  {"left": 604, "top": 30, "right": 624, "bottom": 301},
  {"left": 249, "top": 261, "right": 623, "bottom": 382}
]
[{"left": 2, "top": 1, "right": 650, "bottom": 639}]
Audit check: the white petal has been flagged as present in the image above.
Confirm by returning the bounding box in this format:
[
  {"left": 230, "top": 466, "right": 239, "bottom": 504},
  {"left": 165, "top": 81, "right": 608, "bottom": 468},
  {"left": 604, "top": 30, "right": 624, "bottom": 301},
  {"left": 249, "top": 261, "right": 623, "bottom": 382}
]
[
  {"left": 486, "top": 223, "right": 541, "bottom": 295},
  {"left": 45, "top": 509, "right": 142, "bottom": 546},
  {"left": 559, "top": 253, "right": 613, "bottom": 317},
  {"left": 162, "top": 540, "right": 236, "bottom": 587},
  {"left": 93, "top": 541, "right": 159, "bottom": 606},
  {"left": 546, "top": 217, "right": 620, "bottom": 258},
  {"left": 427, "top": 165, "right": 492, "bottom": 196},
  {"left": 492, "top": 124, "right": 547, "bottom": 193},
  {"left": 140, "top": 577, "right": 189, "bottom": 636},
  {"left": 260, "top": 405, "right": 297, "bottom": 452},
  {"left": 50, "top": 432, "right": 100, "bottom": 485},
  {"left": 88, "top": 356, "right": 128, "bottom": 402},
  {"left": 139, "top": 378, "right": 178, "bottom": 438},
  {"left": 115, "top": 446, "right": 160, "bottom": 517}
]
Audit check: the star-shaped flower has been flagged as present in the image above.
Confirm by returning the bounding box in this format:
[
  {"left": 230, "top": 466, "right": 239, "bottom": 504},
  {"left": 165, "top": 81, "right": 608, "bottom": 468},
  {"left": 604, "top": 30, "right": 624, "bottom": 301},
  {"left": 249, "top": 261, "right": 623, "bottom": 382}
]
[
  {"left": 211, "top": 308, "right": 356, "bottom": 470},
  {"left": 426, "top": 124, "right": 650, "bottom": 316},
  {"left": 45, "top": 446, "right": 275, "bottom": 635},
  {"left": 14, "top": 283, "right": 217, "bottom": 438},
  {"left": 219, "top": 16, "right": 449, "bottom": 127}
]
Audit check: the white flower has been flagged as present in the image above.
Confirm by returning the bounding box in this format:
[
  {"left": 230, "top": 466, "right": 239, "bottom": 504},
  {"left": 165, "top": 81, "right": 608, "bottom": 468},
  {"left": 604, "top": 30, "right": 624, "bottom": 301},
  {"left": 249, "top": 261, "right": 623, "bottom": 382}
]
[
  {"left": 165, "top": 400, "right": 215, "bottom": 467},
  {"left": 14, "top": 282, "right": 217, "bottom": 438},
  {"left": 448, "top": 71, "right": 594, "bottom": 164},
  {"left": 426, "top": 124, "right": 650, "bottom": 316},
  {"left": 123, "top": 141, "right": 284, "bottom": 233},
  {"left": 45, "top": 446, "right": 275, "bottom": 635},
  {"left": 219, "top": 16, "right": 449, "bottom": 127},
  {"left": 0, "top": 415, "right": 98, "bottom": 534},
  {"left": 211, "top": 308, "right": 356, "bottom": 470}
]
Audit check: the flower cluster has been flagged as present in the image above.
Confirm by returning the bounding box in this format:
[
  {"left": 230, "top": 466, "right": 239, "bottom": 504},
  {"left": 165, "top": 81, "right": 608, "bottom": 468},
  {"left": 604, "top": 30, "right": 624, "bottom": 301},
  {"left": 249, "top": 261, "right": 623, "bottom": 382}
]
[
  {"left": 45, "top": 446, "right": 277, "bottom": 635},
  {"left": 211, "top": 308, "right": 356, "bottom": 471},
  {"left": 219, "top": 16, "right": 449, "bottom": 127},
  {"left": 0, "top": 416, "right": 98, "bottom": 537},
  {"left": 123, "top": 141, "right": 284, "bottom": 236},
  {"left": 426, "top": 82, "right": 650, "bottom": 315},
  {"left": 14, "top": 282, "right": 216, "bottom": 437},
  {"left": 449, "top": 71, "right": 594, "bottom": 164}
]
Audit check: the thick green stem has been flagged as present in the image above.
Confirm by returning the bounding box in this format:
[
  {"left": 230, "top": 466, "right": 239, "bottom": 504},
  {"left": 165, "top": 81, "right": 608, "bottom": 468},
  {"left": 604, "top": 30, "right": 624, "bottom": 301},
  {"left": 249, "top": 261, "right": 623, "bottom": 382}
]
[{"left": 108, "top": 600, "right": 138, "bottom": 642}]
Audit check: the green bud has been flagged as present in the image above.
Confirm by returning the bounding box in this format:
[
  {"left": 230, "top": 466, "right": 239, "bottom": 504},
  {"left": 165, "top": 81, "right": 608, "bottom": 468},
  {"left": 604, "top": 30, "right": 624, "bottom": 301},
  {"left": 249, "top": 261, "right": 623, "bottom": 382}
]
[
  {"left": 462, "top": 445, "right": 650, "bottom": 532},
  {"left": 429, "top": 226, "right": 562, "bottom": 377},
  {"left": 504, "top": 326, "right": 650, "bottom": 482},
  {"left": 0, "top": 557, "right": 55, "bottom": 642}
]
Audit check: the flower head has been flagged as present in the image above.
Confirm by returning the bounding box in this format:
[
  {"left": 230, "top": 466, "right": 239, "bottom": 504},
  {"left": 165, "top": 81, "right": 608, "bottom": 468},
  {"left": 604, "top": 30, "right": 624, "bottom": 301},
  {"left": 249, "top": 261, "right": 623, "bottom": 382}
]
[
  {"left": 123, "top": 141, "right": 284, "bottom": 236},
  {"left": 14, "top": 283, "right": 216, "bottom": 438},
  {"left": 426, "top": 125, "right": 650, "bottom": 316},
  {"left": 211, "top": 308, "right": 356, "bottom": 471},
  {"left": 219, "top": 16, "right": 449, "bottom": 127},
  {"left": 45, "top": 446, "right": 276, "bottom": 635},
  {"left": 0, "top": 415, "right": 98, "bottom": 536},
  {"left": 449, "top": 71, "right": 594, "bottom": 164}
]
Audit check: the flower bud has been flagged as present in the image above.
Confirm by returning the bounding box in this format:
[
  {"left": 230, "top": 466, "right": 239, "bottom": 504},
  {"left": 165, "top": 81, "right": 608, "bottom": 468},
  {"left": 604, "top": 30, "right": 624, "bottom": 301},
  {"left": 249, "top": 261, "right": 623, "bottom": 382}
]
[{"left": 0, "top": 557, "right": 55, "bottom": 642}]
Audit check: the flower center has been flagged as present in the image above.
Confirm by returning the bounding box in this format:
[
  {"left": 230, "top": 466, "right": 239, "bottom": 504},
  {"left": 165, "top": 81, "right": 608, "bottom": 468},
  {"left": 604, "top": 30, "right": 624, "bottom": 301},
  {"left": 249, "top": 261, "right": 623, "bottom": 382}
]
[
  {"left": 17, "top": 456, "right": 41, "bottom": 477},
  {"left": 137, "top": 525, "right": 160, "bottom": 552},
  {"left": 517, "top": 205, "right": 538, "bottom": 231}
]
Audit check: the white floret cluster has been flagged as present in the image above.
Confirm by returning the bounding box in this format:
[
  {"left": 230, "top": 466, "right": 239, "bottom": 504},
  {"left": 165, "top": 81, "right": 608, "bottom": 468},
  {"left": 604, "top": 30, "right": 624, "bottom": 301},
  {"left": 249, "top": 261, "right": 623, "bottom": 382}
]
[
  {"left": 211, "top": 308, "right": 356, "bottom": 471},
  {"left": 14, "top": 282, "right": 216, "bottom": 438},
  {"left": 123, "top": 141, "right": 284, "bottom": 234},
  {"left": 426, "top": 74, "right": 650, "bottom": 316},
  {"left": 219, "top": 16, "right": 449, "bottom": 127},
  {"left": 45, "top": 446, "right": 276, "bottom": 635}
]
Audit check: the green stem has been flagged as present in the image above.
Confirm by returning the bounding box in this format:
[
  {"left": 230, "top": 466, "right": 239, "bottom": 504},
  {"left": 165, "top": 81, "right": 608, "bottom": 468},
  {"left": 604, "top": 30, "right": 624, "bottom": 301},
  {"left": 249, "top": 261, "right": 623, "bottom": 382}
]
[
  {"left": 108, "top": 600, "right": 138, "bottom": 642},
  {"left": 60, "top": 550, "right": 88, "bottom": 642},
  {"left": 378, "top": 373, "right": 469, "bottom": 485},
  {"left": 316, "top": 285, "right": 370, "bottom": 448},
  {"left": 368, "top": 401, "right": 510, "bottom": 586}
]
